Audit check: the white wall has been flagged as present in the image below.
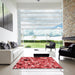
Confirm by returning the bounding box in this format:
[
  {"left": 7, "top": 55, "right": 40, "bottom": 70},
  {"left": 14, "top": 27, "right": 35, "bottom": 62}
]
[
  {"left": 0, "top": 0, "right": 18, "bottom": 42},
  {"left": 0, "top": 27, "right": 17, "bottom": 42}
]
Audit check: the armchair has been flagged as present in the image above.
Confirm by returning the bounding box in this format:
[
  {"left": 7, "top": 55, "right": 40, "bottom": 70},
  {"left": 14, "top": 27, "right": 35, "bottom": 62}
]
[
  {"left": 45, "top": 41, "right": 56, "bottom": 51},
  {"left": 59, "top": 44, "right": 75, "bottom": 59}
]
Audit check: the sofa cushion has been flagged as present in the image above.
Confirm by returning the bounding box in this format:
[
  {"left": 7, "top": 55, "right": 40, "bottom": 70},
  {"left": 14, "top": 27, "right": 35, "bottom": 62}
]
[{"left": 13, "top": 47, "right": 23, "bottom": 60}]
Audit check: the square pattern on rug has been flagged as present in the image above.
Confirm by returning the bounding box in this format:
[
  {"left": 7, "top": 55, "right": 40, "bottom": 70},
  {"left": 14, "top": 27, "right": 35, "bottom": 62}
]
[{"left": 13, "top": 57, "right": 62, "bottom": 69}]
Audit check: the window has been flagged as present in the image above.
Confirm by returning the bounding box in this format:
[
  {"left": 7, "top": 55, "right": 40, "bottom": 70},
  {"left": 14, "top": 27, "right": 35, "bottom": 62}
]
[{"left": 19, "top": 10, "right": 63, "bottom": 40}]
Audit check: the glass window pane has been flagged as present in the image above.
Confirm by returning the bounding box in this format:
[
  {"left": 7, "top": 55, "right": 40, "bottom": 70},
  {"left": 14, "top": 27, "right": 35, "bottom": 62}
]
[{"left": 19, "top": 10, "right": 63, "bottom": 40}]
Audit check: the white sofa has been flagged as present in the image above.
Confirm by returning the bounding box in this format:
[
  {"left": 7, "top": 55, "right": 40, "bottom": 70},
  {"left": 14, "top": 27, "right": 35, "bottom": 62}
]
[{"left": 0, "top": 46, "right": 24, "bottom": 64}]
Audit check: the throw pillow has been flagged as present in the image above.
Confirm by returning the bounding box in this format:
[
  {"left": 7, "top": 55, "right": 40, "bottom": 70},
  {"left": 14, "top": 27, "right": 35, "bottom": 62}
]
[
  {"left": 7, "top": 43, "right": 11, "bottom": 49},
  {"left": 10, "top": 42, "right": 18, "bottom": 48},
  {"left": 0, "top": 42, "right": 8, "bottom": 49}
]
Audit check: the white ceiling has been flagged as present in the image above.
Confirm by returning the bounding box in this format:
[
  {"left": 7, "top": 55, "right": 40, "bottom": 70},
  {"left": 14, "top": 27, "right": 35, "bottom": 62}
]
[
  {"left": 18, "top": 3, "right": 62, "bottom": 9},
  {"left": 3, "top": 0, "right": 62, "bottom": 10},
  {"left": 16, "top": 0, "right": 61, "bottom": 3}
]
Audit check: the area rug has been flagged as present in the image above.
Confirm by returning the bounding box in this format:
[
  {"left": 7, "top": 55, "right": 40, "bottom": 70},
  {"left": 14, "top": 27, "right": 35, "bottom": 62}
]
[{"left": 13, "top": 57, "right": 62, "bottom": 69}]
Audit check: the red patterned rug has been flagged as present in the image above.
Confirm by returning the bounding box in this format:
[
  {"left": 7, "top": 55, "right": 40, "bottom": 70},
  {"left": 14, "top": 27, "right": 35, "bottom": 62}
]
[{"left": 13, "top": 57, "right": 62, "bottom": 69}]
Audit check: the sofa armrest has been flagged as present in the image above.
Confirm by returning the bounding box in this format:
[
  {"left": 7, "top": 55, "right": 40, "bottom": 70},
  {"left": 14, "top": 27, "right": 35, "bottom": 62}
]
[{"left": 0, "top": 50, "right": 13, "bottom": 64}]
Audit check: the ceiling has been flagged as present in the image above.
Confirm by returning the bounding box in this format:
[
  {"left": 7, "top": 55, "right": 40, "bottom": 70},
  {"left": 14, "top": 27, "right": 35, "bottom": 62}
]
[
  {"left": 16, "top": 0, "right": 62, "bottom": 9},
  {"left": 2, "top": 0, "right": 62, "bottom": 10},
  {"left": 15, "top": 0, "right": 61, "bottom": 3}
]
